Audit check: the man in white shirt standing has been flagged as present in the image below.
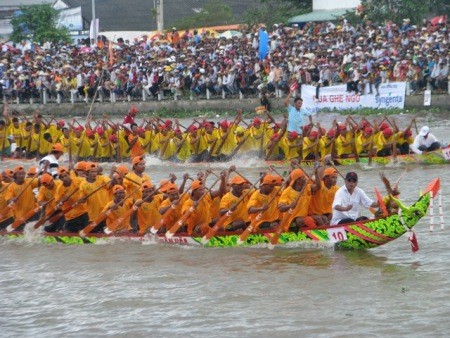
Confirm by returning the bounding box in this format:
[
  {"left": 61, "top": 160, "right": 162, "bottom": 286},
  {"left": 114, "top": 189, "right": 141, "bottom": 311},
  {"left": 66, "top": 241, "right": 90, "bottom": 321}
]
[
  {"left": 331, "top": 172, "right": 378, "bottom": 225},
  {"left": 410, "top": 126, "right": 441, "bottom": 154}
]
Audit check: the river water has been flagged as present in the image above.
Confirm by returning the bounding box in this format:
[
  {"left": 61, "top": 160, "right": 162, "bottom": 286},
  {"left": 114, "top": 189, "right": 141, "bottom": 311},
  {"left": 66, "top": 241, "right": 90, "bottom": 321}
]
[{"left": 1, "top": 113, "right": 449, "bottom": 337}]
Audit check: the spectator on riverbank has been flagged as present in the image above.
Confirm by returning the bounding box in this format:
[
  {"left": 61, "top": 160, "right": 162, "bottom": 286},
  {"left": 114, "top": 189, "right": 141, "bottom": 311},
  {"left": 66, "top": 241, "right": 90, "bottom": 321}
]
[{"left": 0, "top": 16, "right": 448, "bottom": 104}]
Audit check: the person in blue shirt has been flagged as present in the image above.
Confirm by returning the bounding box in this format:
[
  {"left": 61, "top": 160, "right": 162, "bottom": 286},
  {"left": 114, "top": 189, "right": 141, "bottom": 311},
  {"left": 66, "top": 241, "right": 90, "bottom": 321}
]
[{"left": 284, "top": 89, "right": 313, "bottom": 134}]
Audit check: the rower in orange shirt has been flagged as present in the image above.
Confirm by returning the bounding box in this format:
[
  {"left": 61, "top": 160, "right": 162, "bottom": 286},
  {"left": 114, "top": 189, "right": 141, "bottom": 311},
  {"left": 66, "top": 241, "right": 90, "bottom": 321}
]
[
  {"left": 308, "top": 166, "right": 340, "bottom": 223},
  {"left": 180, "top": 173, "right": 226, "bottom": 235},
  {"left": 158, "top": 183, "right": 189, "bottom": 233},
  {"left": 4, "top": 166, "right": 39, "bottom": 227},
  {"left": 278, "top": 167, "right": 323, "bottom": 230},
  {"left": 219, "top": 175, "right": 252, "bottom": 231},
  {"left": 103, "top": 185, "right": 134, "bottom": 233},
  {"left": 55, "top": 167, "right": 89, "bottom": 232},
  {"left": 123, "top": 156, "right": 152, "bottom": 200},
  {"left": 0, "top": 173, "right": 14, "bottom": 229},
  {"left": 37, "top": 173, "right": 63, "bottom": 232},
  {"left": 134, "top": 181, "right": 164, "bottom": 234},
  {"left": 79, "top": 162, "right": 111, "bottom": 228},
  {"left": 247, "top": 174, "right": 281, "bottom": 230}
]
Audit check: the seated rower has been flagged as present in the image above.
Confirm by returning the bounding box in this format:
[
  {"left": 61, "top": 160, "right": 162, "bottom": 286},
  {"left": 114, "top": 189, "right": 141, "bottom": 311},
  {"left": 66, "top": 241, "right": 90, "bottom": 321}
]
[
  {"left": 308, "top": 167, "right": 340, "bottom": 223},
  {"left": 180, "top": 173, "right": 226, "bottom": 235},
  {"left": 134, "top": 182, "right": 164, "bottom": 234},
  {"left": 247, "top": 174, "right": 281, "bottom": 230},
  {"left": 411, "top": 126, "right": 441, "bottom": 154},
  {"left": 103, "top": 185, "right": 134, "bottom": 233},
  {"left": 219, "top": 176, "right": 252, "bottom": 231},
  {"left": 278, "top": 167, "right": 324, "bottom": 231}
]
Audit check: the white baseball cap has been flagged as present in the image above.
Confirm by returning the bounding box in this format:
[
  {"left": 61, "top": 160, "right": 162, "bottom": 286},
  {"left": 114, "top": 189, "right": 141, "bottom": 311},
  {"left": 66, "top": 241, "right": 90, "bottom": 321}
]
[{"left": 419, "top": 126, "right": 430, "bottom": 136}]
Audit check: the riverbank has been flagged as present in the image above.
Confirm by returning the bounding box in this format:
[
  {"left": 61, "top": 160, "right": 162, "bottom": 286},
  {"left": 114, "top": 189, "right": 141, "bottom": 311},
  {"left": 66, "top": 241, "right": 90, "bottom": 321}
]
[{"left": 7, "top": 93, "right": 450, "bottom": 118}]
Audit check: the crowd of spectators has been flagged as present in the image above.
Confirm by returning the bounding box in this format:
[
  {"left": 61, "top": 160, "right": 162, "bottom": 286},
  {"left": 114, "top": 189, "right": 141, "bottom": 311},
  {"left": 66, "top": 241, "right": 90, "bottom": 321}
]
[{"left": 0, "top": 16, "right": 448, "bottom": 104}]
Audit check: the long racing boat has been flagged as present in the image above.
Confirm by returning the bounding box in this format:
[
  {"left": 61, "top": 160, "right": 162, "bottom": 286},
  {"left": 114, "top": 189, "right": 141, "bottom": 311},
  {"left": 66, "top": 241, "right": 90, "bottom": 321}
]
[{"left": 1, "top": 178, "right": 440, "bottom": 250}]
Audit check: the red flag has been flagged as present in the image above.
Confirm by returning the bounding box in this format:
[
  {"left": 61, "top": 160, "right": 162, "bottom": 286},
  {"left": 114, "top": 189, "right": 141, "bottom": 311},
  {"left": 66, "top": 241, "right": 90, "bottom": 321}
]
[
  {"left": 408, "top": 231, "right": 419, "bottom": 253},
  {"left": 290, "top": 82, "right": 299, "bottom": 92},
  {"left": 108, "top": 41, "right": 114, "bottom": 66}
]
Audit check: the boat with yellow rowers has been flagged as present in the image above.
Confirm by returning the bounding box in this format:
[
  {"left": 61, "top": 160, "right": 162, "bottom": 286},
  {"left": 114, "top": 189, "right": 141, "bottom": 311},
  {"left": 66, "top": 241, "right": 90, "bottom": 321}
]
[{"left": 1, "top": 179, "right": 440, "bottom": 250}]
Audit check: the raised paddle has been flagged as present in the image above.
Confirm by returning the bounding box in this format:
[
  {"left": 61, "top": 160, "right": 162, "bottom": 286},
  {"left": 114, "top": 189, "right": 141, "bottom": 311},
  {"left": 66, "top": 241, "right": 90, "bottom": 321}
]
[
  {"left": 105, "top": 183, "right": 166, "bottom": 234},
  {"left": 149, "top": 186, "right": 192, "bottom": 235},
  {"left": 201, "top": 176, "right": 261, "bottom": 245},
  {"left": 33, "top": 188, "right": 80, "bottom": 229},
  {"left": 165, "top": 177, "right": 220, "bottom": 238},
  {"left": 79, "top": 185, "right": 142, "bottom": 237},
  {"left": 6, "top": 198, "right": 55, "bottom": 232}
]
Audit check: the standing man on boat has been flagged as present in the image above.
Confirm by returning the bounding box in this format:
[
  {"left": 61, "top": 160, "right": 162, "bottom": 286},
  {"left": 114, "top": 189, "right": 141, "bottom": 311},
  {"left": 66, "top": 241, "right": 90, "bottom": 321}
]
[
  {"left": 284, "top": 88, "right": 313, "bottom": 135},
  {"left": 331, "top": 172, "right": 378, "bottom": 225},
  {"left": 410, "top": 126, "right": 441, "bottom": 154}
]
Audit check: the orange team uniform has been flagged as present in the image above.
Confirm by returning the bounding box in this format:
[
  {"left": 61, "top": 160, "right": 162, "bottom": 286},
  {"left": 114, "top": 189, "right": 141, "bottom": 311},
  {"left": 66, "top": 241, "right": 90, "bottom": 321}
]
[
  {"left": 0, "top": 182, "right": 14, "bottom": 222},
  {"left": 159, "top": 194, "right": 189, "bottom": 230},
  {"left": 181, "top": 194, "right": 213, "bottom": 234},
  {"left": 79, "top": 176, "right": 111, "bottom": 221},
  {"left": 37, "top": 181, "right": 63, "bottom": 217},
  {"left": 309, "top": 182, "right": 339, "bottom": 216},
  {"left": 278, "top": 184, "right": 313, "bottom": 228},
  {"left": 102, "top": 198, "right": 134, "bottom": 231},
  {"left": 4, "top": 178, "right": 39, "bottom": 219},
  {"left": 136, "top": 194, "right": 164, "bottom": 233},
  {"left": 219, "top": 189, "right": 252, "bottom": 225},
  {"left": 128, "top": 134, "right": 145, "bottom": 158},
  {"left": 54, "top": 177, "right": 88, "bottom": 221},
  {"left": 123, "top": 172, "right": 152, "bottom": 200},
  {"left": 246, "top": 188, "right": 280, "bottom": 228}
]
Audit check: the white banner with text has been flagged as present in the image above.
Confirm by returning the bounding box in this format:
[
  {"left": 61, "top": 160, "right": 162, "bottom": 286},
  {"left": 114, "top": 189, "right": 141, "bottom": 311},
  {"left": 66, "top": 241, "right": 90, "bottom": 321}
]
[{"left": 301, "top": 82, "right": 406, "bottom": 113}]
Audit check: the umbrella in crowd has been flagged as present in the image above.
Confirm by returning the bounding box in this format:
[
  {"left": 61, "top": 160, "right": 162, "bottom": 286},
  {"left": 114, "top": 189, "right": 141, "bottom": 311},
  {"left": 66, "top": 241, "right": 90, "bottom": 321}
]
[{"left": 218, "top": 30, "right": 242, "bottom": 39}]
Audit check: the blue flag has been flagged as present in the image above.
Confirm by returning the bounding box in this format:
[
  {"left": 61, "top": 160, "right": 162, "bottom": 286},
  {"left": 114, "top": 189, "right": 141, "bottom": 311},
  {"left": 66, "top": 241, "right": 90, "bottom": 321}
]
[{"left": 258, "top": 28, "right": 269, "bottom": 61}]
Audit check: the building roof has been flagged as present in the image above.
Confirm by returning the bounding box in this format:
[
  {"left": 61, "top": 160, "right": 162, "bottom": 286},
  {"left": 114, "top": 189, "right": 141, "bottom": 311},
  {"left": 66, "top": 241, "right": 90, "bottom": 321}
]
[{"left": 289, "top": 9, "right": 349, "bottom": 24}]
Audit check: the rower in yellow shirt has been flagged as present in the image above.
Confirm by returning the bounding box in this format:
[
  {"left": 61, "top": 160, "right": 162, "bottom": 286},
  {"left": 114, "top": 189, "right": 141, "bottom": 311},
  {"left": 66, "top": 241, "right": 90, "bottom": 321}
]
[
  {"left": 302, "top": 130, "right": 320, "bottom": 161},
  {"left": 280, "top": 131, "right": 301, "bottom": 161},
  {"left": 308, "top": 167, "right": 340, "bottom": 222},
  {"left": 103, "top": 185, "right": 134, "bottom": 233},
  {"left": 318, "top": 128, "right": 336, "bottom": 160},
  {"left": 37, "top": 173, "right": 63, "bottom": 232},
  {"left": 355, "top": 127, "right": 375, "bottom": 156},
  {"left": 171, "top": 129, "right": 191, "bottom": 162},
  {"left": 0, "top": 173, "right": 14, "bottom": 229},
  {"left": 335, "top": 124, "right": 354, "bottom": 158}
]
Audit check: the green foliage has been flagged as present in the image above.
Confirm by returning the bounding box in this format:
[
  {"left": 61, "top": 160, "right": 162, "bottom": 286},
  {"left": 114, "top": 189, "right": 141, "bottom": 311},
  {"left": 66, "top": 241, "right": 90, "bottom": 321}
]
[
  {"left": 171, "top": 0, "right": 235, "bottom": 30},
  {"left": 10, "top": 4, "right": 71, "bottom": 45},
  {"left": 243, "top": 0, "right": 312, "bottom": 28},
  {"left": 347, "top": 0, "right": 449, "bottom": 26}
]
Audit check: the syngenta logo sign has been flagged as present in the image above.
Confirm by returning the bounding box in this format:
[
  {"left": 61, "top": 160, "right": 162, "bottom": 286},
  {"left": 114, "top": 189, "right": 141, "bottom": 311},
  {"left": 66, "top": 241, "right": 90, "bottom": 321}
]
[{"left": 376, "top": 92, "right": 403, "bottom": 107}]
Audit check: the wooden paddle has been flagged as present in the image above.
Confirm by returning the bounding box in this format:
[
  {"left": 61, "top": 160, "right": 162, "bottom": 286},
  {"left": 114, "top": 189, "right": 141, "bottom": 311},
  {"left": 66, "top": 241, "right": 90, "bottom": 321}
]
[
  {"left": 105, "top": 183, "right": 166, "bottom": 234},
  {"left": 269, "top": 180, "right": 309, "bottom": 248},
  {"left": 201, "top": 176, "right": 260, "bottom": 245},
  {"left": 48, "top": 180, "right": 110, "bottom": 225},
  {"left": 149, "top": 186, "right": 192, "bottom": 235},
  {"left": 6, "top": 198, "right": 55, "bottom": 232},
  {"left": 79, "top": 185, "right": 141, "bottom": 237},
  {"left": 165, "top": 177, "right": 220, "bottom": 238},
  {"left": 237, "top": 173, "right": 289, "bottom": 245},
  {"left": 215, "top": 114, "right": 240, "bottom": 156},
  {"left": 33, "top": 188, "right": 80, "bottom": 229}
]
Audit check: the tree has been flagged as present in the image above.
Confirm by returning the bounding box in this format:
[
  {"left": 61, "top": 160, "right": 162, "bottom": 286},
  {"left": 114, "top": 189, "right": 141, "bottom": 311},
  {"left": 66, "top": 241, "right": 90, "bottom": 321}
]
[
  {"left": 243, "top": 0, "right": 312, "bottom": 28},
  {"left": 11, "top": 4, "right": 71, "bottom": 45},
  {"left": 348, "top": 0, "right": 450, "bottom": 25},
  {"left": 172, "top": 0, "right": 235, "bottom": 30}
]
